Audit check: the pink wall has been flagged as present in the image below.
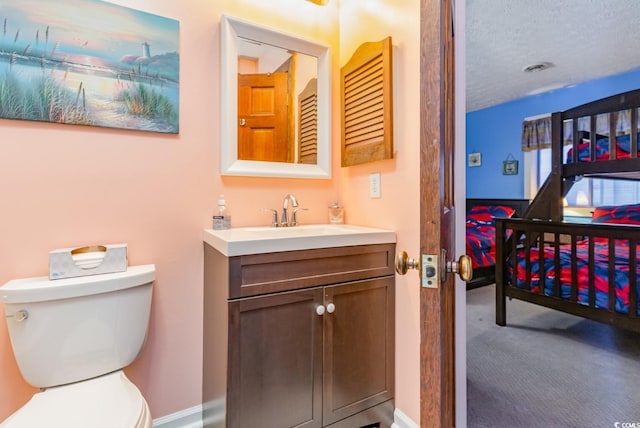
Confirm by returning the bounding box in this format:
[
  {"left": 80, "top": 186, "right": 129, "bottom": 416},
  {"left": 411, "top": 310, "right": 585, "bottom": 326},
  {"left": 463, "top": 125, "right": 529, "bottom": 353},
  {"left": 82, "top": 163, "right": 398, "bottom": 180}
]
[
  {"left": 0, "top": 0, "right": 438, "bottom": 423},
  {"left": 0, "top": 0, "right": 340, "bottom": 421},
  {"left": 338, "top": 0, "right": 422, "bottom": 422}
]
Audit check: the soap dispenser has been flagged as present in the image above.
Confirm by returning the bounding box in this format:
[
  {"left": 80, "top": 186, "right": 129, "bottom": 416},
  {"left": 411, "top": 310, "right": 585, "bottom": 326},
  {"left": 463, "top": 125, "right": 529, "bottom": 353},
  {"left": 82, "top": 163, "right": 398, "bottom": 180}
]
[{"left": 213, "top": 194, "right": 231, "bottom": 229}]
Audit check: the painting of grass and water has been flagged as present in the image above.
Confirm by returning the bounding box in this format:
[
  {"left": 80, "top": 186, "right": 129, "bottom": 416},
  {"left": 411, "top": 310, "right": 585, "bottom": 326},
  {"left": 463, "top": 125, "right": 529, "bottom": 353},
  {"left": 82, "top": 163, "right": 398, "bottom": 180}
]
[{"left": 0, "top": 0, "right": 179, "bottom": 133}]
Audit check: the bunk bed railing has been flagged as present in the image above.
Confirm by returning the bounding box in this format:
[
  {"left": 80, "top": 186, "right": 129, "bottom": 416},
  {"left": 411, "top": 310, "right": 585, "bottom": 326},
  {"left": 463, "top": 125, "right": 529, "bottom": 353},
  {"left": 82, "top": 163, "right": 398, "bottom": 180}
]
[
  {"left": 562, "top": 90, "right": 640, "bottom": 120},
  {"left": 496, "top": 218, "right": 640, "bottom": 332},
  {"left": 560, "top": 90, "right": 640, "bottom": 181}
]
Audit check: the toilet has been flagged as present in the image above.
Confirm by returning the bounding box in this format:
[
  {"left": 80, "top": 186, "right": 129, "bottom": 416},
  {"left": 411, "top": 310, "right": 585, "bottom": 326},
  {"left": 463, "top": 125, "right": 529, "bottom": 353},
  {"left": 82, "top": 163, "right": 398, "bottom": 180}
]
[{"left": 0, "top": 264, "right": 155, "bottom": 428}]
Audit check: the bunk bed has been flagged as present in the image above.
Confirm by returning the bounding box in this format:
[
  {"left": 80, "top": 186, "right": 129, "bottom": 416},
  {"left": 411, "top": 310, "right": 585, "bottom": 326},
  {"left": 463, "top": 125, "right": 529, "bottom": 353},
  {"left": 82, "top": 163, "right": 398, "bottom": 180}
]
[
  {"left": 495, "top": 88, "right": 640, "bottom": 333},
  {"left": 466, "top": 198, "right": 529, "bottom": 288}
]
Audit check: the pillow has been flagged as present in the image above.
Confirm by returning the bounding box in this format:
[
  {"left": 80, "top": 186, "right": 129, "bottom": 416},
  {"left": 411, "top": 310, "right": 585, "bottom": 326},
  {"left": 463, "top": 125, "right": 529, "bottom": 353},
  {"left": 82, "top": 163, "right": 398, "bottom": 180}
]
[
  {"left": 592, "top": 203, "right": 640, "bottom": 225},
  {"left": 468, "top": 205, "right": 516, "bottom": 221}
]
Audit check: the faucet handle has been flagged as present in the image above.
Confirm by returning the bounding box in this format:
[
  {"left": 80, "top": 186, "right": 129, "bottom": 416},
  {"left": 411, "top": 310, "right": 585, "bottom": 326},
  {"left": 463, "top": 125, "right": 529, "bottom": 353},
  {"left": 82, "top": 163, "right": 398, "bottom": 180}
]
[
  {"left": 291, "top": 208, "right": 309, "bottom": 226},
  {"left": 262, "top": 208, "right": 279, "bottom": 227}
]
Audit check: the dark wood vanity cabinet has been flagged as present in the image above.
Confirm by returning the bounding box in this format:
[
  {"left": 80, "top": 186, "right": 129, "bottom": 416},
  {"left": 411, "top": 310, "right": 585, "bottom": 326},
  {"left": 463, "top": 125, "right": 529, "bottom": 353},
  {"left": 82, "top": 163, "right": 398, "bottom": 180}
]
[
  {"left": 227, "top": 286, "right": 324, "bottom": 428},
  {"left": 204, "top": 243, "right": 395, "bottom": 428},
  {"left": 321, "top": 276, "right": 395, "bottom": 427}
]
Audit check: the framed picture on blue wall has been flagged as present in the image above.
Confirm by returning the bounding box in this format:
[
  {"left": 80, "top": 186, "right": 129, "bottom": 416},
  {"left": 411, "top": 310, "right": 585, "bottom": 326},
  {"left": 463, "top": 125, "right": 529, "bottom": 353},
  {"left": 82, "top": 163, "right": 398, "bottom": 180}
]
[
  {"left": 503, "top": 158, "right": 518, "bottom": 175},
  {"left": 468, "top": 152, "right": 481, "bottom": 167}
]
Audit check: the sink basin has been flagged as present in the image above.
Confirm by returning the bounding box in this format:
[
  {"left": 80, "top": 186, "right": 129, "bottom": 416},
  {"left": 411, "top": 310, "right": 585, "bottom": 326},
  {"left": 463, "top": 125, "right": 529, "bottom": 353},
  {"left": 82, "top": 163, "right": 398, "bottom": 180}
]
[
  {"left": 204, "top": 224, "right": 396, "bottom": 256},
  {"left": 240, "top": 224, "right": 366, "bottom": 237}
]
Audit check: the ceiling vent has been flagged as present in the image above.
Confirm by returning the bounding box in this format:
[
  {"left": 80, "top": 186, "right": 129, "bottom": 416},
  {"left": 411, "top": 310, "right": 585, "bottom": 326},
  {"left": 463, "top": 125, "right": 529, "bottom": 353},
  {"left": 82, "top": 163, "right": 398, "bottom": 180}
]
[{"left": 522, "top": 62, "right": 554, "bottom": 73}]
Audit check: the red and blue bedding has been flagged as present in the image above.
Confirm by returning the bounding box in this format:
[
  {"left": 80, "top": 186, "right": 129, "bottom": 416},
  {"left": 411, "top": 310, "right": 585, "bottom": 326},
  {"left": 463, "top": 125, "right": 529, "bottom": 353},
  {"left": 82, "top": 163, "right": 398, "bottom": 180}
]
[
  {"left": 466, "top": 205, "right": 515, "bottom": 269},
  {"left": 566, "top": 133, "right": 635, "bottom": 162},
  {"left": 592, "top": 202, "right": 640, "bottom": 224},
  {"left": 509, "top": 238, "right": 640, "bottom": 315},
  {"left": 508, "top": 203, "right": 640, "bottom": 316}
]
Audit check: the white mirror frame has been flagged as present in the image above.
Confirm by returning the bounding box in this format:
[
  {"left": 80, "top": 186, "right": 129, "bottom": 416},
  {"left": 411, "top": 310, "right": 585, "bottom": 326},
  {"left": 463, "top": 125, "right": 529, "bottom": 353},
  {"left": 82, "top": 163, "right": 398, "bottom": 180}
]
[{"left": 220, "top": 15, "right": 331, "bottom": 179}]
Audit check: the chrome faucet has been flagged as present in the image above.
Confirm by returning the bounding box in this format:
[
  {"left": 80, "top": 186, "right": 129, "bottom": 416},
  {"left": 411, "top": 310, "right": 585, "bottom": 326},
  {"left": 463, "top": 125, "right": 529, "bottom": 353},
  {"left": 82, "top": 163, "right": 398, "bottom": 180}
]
[{"left": 280, "top": 194, "right": 299, "bottom": 227}]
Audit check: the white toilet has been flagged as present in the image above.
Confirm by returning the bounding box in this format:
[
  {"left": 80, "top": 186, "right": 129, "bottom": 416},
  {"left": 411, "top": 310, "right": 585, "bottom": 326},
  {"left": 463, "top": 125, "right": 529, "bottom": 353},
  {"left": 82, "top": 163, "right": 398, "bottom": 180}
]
[{"left": 0, "top": 264, "right": 155, "bottom": 428}]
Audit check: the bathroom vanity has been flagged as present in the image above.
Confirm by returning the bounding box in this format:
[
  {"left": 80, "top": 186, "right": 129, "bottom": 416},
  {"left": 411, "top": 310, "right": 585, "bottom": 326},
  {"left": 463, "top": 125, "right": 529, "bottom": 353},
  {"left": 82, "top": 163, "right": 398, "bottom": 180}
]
[{"left": 203, "top": 225, "right": 396, "bottom": 428}]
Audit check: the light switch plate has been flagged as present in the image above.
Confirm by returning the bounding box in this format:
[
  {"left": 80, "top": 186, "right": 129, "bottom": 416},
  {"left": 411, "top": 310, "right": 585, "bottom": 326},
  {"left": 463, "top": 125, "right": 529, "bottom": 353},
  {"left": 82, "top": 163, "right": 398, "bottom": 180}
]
[{"left": 369, "top": 173, "right": 381, "bottom": 198}]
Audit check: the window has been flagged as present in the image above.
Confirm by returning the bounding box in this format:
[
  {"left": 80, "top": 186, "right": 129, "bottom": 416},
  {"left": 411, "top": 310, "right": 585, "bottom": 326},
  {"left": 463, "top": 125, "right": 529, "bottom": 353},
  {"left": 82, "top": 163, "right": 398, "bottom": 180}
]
[{"left": 524, "top": 147, "right": 640, "bottom": 208}]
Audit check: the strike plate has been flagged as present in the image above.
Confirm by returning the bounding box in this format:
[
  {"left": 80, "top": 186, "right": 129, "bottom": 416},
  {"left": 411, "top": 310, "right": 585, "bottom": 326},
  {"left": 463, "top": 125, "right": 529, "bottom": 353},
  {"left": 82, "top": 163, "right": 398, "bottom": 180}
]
[{"left": 421, "top": 254, "right": 438, "bottom": 288}]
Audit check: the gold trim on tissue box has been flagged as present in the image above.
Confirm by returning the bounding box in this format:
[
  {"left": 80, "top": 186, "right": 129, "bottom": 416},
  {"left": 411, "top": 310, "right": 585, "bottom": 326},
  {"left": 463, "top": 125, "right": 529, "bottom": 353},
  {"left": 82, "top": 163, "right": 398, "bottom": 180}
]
[
  {"left": 49, "top": 244, "right": 127, "bottom": 280},
  {"left": 70, "top": 245, "right": 107, "bottom": 255}
]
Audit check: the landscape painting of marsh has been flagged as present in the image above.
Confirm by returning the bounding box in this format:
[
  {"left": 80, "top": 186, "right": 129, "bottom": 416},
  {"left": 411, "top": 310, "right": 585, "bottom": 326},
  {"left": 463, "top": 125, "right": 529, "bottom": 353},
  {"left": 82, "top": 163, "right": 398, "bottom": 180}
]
[{"left": 0, "top": 0, "right": 179, "bottom": 133}]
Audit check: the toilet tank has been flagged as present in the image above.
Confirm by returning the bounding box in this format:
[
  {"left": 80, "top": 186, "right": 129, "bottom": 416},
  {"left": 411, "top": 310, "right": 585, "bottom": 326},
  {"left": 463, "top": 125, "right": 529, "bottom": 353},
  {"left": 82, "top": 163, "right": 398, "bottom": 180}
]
[{"left": 0, "top": 265, "right": 155, "bottom": 388}]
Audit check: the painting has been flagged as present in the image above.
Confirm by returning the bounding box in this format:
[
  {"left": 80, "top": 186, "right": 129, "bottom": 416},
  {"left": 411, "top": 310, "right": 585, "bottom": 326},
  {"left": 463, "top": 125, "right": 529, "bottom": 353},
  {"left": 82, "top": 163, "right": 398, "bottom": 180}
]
[
  {"left": 0, "top": 0, "right": 179, "bottom": 133},
  {"left": 468, "top": 152, "right": 481, "bottom": 167},
  {"left": 503, "top": 159, "right": 518, "bottom": 175},
  {"left": 502, "top": 153, "right": 518, "bottom": 175}
]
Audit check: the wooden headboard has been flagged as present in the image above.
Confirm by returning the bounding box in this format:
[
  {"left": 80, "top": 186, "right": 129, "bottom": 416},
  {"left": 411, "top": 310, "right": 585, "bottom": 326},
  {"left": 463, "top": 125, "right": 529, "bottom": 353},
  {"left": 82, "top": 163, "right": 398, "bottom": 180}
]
[{"left": 466, "top": 198, "right": 531, "bottom": 218}]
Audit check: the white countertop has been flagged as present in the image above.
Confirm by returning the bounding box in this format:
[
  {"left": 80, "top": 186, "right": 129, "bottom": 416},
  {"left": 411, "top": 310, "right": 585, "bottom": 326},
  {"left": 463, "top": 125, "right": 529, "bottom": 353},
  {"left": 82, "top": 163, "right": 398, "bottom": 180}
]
[{"left": 203, "top": 224, "right": 396, "bottom": 256}]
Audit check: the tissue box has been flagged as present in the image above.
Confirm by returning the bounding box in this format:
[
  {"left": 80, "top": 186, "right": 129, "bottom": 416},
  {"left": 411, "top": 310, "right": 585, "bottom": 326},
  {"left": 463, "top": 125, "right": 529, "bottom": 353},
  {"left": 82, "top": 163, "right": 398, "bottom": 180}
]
[{"left": 49, "top": 244, "right": 127, "bottom": 280}]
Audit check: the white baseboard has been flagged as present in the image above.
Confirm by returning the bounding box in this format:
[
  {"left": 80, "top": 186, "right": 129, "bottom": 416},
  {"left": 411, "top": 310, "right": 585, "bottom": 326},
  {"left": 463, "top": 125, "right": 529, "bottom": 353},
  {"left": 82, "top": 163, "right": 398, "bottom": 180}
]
[
  {"left": 202, "top": 398, "right": 226, "bottom": 428},
  {"left": 152, "top": 404, "right": 203, "bottom": 428},
  {"left": 391, "top": 408, "right": 419, "bottom": 428},
  {"left": 152, "top": 398, "right": 225, "bottom": 428},
  {"left": 153, "top": 400, "right": 408, "bottom": 428}
]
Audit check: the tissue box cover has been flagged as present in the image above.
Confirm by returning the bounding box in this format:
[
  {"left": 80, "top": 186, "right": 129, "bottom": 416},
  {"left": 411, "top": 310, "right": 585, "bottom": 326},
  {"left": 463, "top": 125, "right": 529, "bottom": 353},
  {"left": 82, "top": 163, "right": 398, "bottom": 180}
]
[{"left": 49, "top": 244, "right": 127, "bottom": 280}]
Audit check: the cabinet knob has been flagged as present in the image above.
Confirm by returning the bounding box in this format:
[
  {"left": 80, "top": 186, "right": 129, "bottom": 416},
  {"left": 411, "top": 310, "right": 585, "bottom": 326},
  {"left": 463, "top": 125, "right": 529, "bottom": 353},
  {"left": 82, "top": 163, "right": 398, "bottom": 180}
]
[
  {"left": 326, "top": 303, "right": 335, "bottom": 313},
  {"left": 316, "top": 305, "right": 326, "bottom": 316}
]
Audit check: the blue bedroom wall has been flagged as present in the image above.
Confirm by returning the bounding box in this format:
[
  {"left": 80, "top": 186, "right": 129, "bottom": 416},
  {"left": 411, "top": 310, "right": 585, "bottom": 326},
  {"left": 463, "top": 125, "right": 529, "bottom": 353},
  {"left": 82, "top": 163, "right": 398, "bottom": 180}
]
[{"left": 465, "top": 68, "right": 640, "bottom": 198}]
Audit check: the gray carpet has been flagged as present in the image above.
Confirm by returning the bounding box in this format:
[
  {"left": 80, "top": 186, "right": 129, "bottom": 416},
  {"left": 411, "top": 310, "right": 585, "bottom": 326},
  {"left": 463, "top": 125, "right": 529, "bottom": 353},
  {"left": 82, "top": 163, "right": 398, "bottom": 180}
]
[{"left": 467, "top": 284, "right": 640, "bottom": 428}]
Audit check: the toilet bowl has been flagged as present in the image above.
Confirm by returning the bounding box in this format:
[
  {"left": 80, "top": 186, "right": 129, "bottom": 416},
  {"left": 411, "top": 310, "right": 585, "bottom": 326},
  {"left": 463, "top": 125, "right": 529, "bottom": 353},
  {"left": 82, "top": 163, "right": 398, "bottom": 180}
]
[
  {"left": 0, "top": 264, "right": 155, "bottom": 427},
  {"left": 0, "top": 371, "right": 151, "bottom": 428}
]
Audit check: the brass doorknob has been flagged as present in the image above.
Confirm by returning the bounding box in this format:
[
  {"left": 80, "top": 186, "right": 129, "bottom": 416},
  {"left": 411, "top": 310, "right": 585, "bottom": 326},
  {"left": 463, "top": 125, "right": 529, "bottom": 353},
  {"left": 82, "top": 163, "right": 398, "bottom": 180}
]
[
  {"left": 446, "top": 255, "right": 473, "bottom": 282},
  {"left": 396, "top": 251, "right": 420, "bottom": 275}
]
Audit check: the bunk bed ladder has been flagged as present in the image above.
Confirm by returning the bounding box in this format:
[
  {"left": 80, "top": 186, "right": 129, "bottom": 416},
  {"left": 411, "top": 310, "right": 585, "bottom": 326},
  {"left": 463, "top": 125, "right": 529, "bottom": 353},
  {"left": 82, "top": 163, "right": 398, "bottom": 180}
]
[
  {"left": 522, "top": 113, "right": 570, "bottom": 222},
  {"left": 522, "top": 174, "right": 576, "bottom": 221}
]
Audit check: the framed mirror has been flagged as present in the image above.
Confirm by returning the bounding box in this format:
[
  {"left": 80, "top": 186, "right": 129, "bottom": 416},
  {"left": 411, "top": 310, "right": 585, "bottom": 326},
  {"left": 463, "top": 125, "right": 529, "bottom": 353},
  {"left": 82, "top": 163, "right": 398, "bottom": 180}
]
[{"left": 220, "top": 15, "right": 331, "bottom": 178}]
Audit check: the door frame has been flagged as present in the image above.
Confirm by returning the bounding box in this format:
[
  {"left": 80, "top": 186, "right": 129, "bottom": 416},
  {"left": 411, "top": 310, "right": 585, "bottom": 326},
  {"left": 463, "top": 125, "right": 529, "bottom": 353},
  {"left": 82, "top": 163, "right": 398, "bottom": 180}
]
[
  {"left": 452, "top": 0, "right": 467, "bottom": 425},
  {"left": 419, "top": 0, "right": 467, "bottom": 426}
]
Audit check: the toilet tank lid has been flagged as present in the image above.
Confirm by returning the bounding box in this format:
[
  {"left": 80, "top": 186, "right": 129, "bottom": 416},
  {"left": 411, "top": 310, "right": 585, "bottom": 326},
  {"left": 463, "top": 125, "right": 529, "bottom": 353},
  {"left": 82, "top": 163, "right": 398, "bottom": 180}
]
[{"left": 0, "top": 264, "right": 155, "bottom": 304}]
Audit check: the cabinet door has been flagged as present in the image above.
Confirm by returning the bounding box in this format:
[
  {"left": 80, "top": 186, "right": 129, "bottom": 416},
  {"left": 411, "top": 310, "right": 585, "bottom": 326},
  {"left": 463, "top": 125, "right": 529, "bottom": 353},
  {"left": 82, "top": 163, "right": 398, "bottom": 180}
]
[
  {"left": 228, "top": 287, "right": 323, "bottom": 428},
  {"left": 323, "top": 277, "right": 395, "bottom": 425}
]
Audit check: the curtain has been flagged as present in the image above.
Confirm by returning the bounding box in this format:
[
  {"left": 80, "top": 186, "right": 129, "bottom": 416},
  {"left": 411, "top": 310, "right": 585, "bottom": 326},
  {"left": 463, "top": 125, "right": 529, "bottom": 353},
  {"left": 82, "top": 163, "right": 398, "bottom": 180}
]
[
  {"left": 521, "top": 115, "right": 551, "bottom": 152},
  {"left": 522, "top": 109, "right": 637, "bottom": 152}
]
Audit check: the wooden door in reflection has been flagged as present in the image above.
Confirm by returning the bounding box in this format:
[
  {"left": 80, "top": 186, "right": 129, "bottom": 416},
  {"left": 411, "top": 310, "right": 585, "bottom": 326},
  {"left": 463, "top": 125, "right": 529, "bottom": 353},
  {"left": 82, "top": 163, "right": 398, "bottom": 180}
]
[{"left": 238, "top": 72, "right": 290, "bottom": 162}]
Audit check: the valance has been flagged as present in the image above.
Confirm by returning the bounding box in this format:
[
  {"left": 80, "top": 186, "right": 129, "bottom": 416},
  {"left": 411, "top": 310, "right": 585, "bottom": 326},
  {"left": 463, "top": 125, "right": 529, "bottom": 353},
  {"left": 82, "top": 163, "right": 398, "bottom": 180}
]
[{"left": 521, "top": 116, "right": 551, "bottom": 152}]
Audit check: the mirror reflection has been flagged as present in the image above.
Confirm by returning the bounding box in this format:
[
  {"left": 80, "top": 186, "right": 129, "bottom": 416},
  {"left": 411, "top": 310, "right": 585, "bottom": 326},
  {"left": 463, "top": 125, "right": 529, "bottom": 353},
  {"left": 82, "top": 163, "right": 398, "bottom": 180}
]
[
  {"left": 220, "top": 15, "right": 331, "bottom": 179},
  {"left": 237, "top": 38, "right": 318, "bottom": 164}
]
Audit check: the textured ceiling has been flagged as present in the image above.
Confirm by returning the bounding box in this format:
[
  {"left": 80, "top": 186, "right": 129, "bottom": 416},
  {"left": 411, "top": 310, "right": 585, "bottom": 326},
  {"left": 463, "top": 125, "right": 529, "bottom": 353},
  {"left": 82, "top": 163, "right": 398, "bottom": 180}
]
[{"left": 466, "top": 0, "right": 640, "bottom": 112}]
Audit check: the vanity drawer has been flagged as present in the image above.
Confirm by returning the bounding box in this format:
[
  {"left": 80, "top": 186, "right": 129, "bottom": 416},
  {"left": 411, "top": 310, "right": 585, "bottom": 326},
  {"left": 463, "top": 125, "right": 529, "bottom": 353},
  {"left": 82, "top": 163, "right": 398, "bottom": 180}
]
[{"left": 228, "top": 243, "right": 395, "bottom": 299}]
